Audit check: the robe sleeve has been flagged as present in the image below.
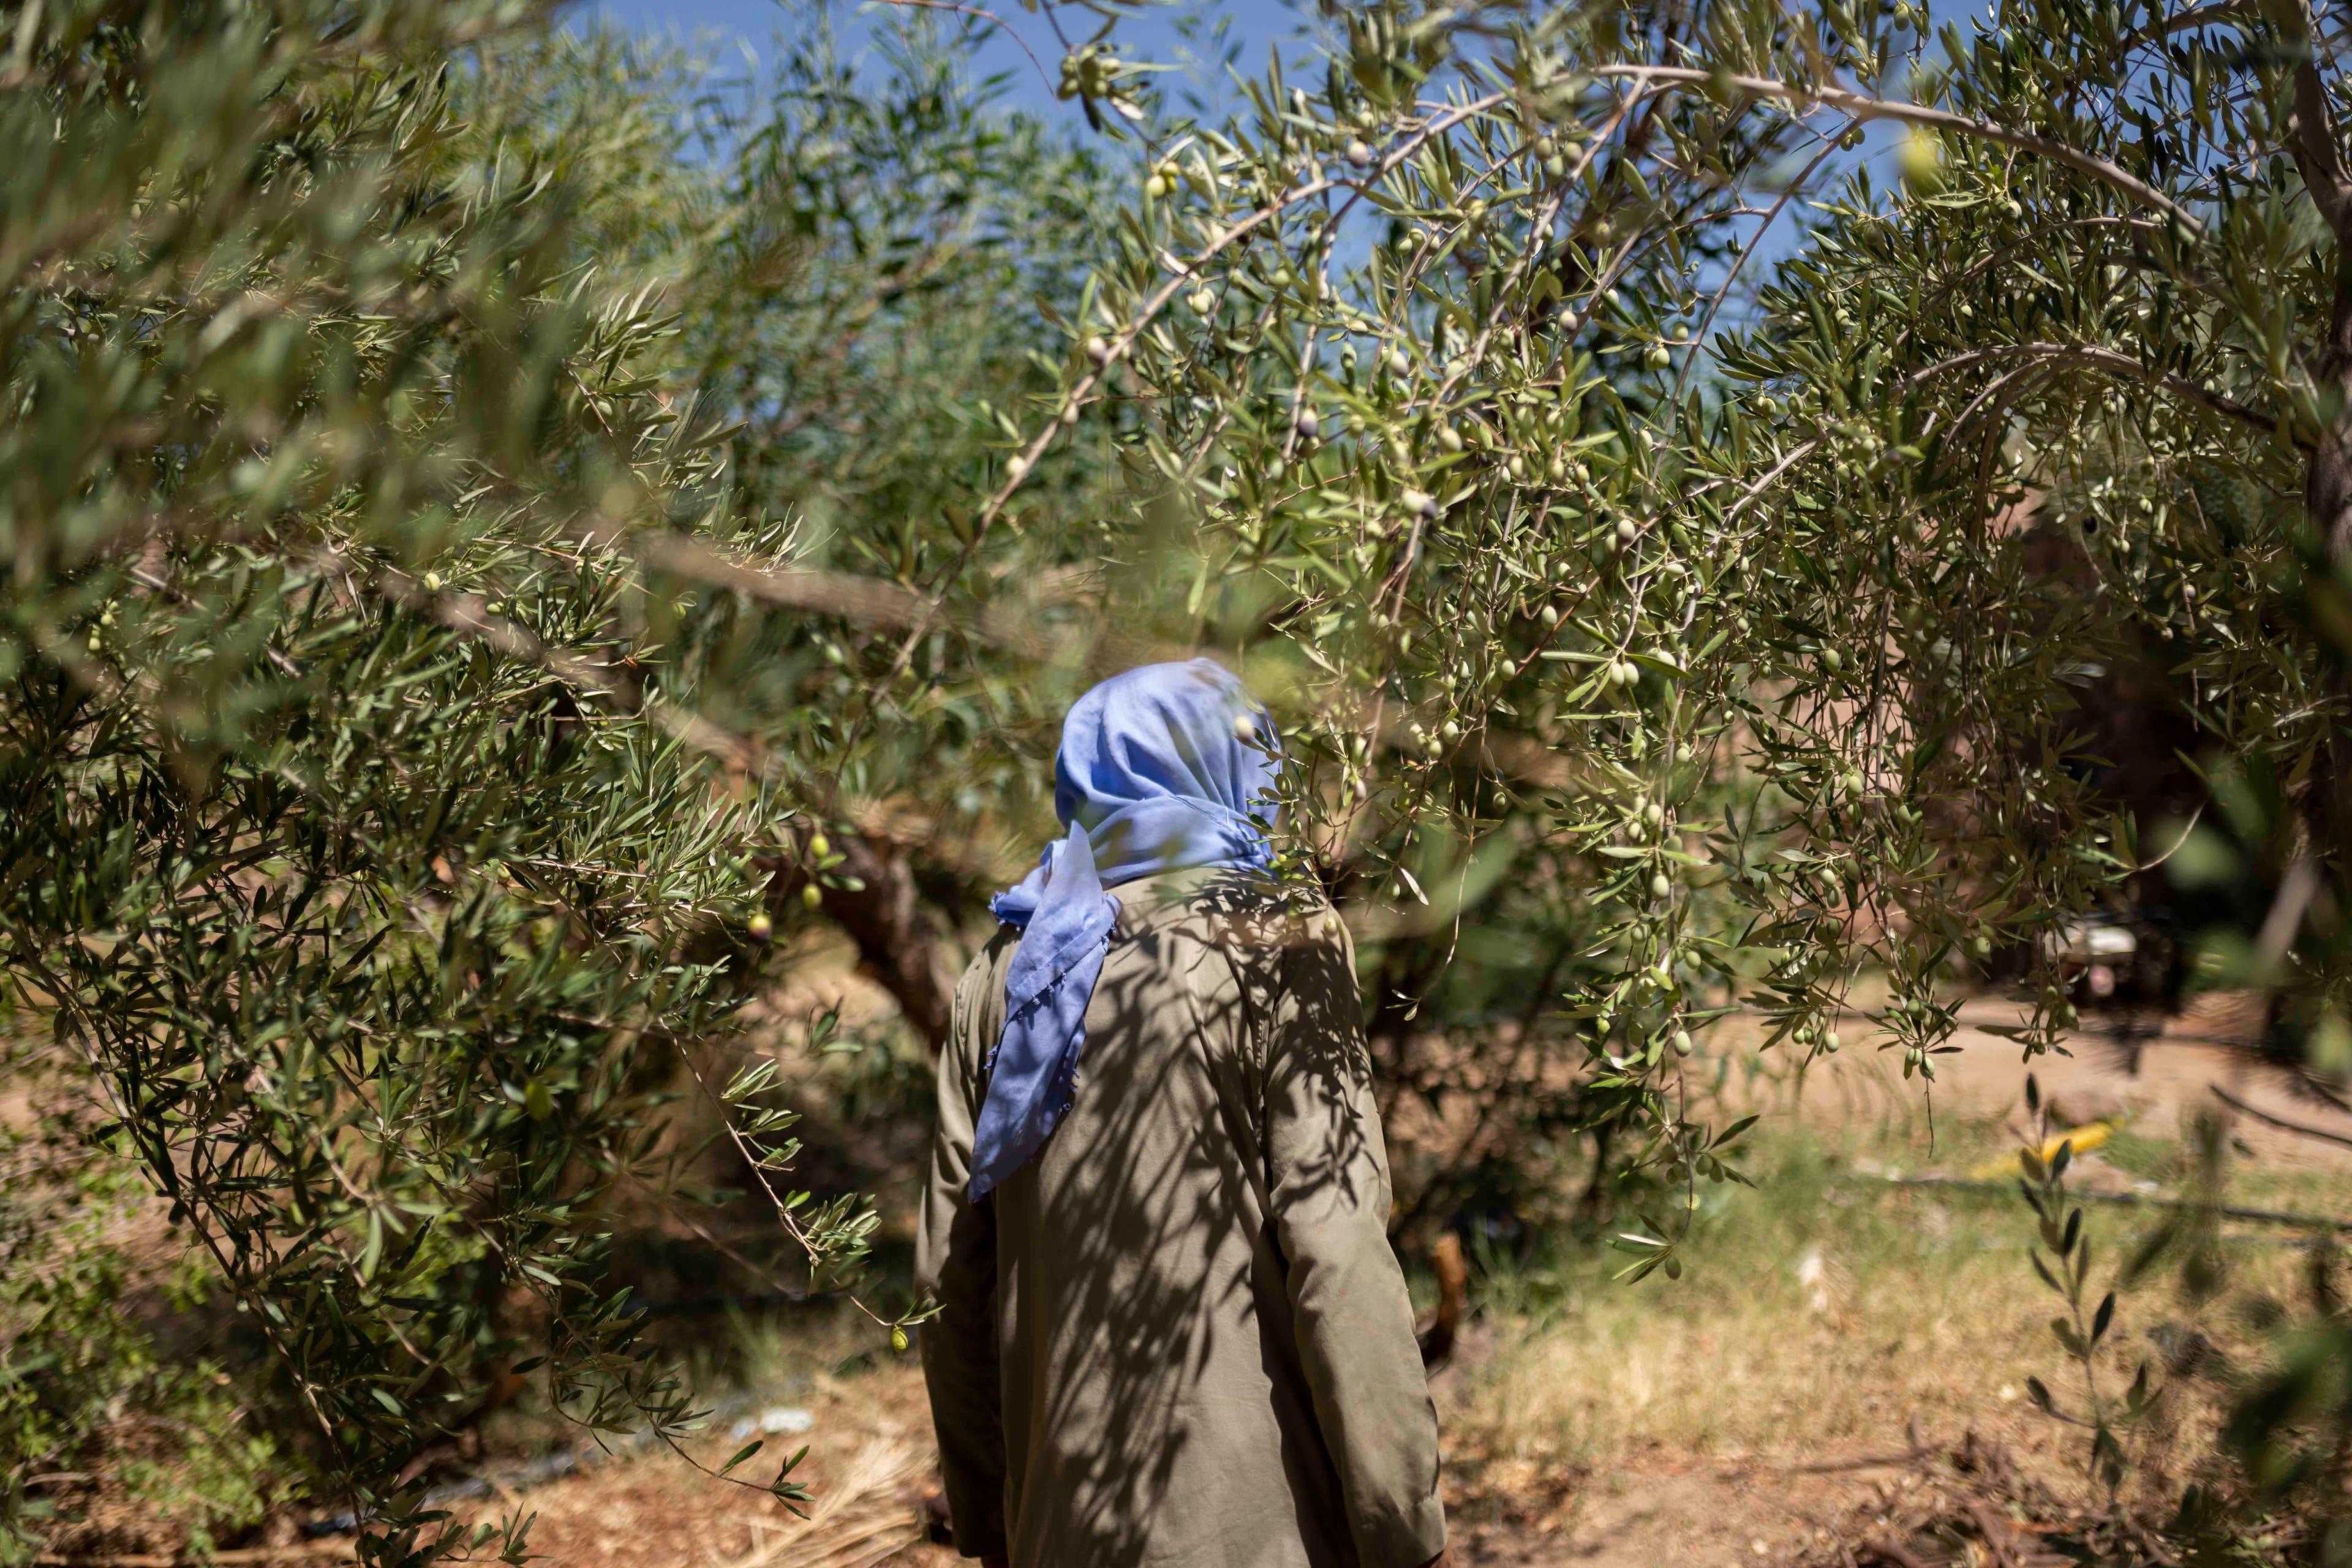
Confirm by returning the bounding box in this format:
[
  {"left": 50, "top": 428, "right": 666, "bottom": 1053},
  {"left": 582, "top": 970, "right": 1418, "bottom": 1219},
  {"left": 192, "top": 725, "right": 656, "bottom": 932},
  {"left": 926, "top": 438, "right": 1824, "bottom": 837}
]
[
  {"left": 1262, "top": 909, "right": 1449, "bottom": 1568},
  {"left": 915, "top": 949, "right": 1009, "bottom": 1561}
]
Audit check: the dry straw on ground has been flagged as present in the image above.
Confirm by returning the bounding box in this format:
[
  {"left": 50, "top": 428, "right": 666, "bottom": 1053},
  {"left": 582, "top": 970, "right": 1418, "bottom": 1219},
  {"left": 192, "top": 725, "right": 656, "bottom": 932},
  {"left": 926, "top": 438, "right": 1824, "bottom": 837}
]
[{"left": 708, "top": 1438, "right": 928, "bottom": 1568}]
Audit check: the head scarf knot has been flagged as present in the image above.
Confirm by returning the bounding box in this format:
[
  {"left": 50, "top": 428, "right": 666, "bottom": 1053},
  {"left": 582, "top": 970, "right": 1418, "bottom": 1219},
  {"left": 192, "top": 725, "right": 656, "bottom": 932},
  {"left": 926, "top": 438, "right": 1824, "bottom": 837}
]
[{"left": 968, "top": 659, "right": 1278, "bottom": 1197}]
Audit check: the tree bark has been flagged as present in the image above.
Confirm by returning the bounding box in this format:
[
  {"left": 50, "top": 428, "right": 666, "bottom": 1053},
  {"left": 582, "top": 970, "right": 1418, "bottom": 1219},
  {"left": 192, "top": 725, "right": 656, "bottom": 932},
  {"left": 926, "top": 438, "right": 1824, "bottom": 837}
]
[
  {"left": 766, "top": 829, "right": 957, "bottom": 1054},
  {"left": 2309, "top": 247, "right": 2352, "bottom": 561},
  {"left": 2284, "top": 30, "right": 2352, "bottom": 555},
  {"left": 2280, "top": 33, "right": 2352, "bottom": 908}
]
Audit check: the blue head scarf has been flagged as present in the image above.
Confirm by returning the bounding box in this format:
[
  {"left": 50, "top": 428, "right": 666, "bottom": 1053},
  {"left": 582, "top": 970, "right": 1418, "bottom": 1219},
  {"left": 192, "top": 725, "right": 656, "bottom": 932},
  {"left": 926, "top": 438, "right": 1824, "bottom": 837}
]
[{"left": 968, "top": 659, "right": 1279, "bottom": 1197}]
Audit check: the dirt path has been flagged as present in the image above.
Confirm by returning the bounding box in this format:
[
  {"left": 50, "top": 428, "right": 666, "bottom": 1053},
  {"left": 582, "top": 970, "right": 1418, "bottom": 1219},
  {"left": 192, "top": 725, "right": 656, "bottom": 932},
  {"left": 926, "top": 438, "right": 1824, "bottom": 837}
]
[
  {"left": 472, "top": 1361, "right": 2046, "bottom": 1568},
  {"left": 443, "top": 1368, "right": 943, "bottom": 1568},
  {"left": 1457, "top": 1453, "right": 1968, "bottom": 1567},
  {"left": 455, "top": 1357, "right": 1960, "bottom": 1568},
  {"left": 458, "top": 999, "right": 2352, "bottom": 1567}
]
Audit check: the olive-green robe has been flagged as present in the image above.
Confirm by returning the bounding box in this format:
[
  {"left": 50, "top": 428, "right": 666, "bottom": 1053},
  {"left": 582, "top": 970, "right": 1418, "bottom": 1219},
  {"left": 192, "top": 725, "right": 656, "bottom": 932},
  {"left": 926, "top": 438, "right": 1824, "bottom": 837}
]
[{"left": 916, "top": 869, "right": 1447, "bottom": 1568}]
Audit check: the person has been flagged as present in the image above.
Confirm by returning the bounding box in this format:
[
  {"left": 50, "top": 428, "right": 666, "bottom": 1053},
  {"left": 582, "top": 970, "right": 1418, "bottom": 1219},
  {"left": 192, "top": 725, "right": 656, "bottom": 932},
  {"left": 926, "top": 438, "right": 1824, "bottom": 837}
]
[{"left": 916, "top": 660, "right": 1449, "bottom": 1568}]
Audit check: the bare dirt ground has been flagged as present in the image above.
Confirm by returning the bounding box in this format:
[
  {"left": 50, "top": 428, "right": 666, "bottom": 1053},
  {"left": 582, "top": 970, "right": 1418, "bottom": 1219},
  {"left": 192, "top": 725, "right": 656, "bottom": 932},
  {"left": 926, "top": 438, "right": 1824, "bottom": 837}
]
[
  {"left": 470, "top": 1345, "right": 2064, "bottom": 1568},
  {"left": 416, "top": 1000, "right": 2352, "bottom": 1568},
  {"left": 467, "top": 1358, "right": 2013, "bottom": 1568}
]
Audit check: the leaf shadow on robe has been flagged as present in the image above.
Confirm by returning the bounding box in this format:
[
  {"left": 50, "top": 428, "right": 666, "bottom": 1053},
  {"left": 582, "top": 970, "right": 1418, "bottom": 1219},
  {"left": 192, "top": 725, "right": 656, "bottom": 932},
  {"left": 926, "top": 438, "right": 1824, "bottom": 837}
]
[{"left": 946, "top": 869, "right": 1393, "bottom": 1568}]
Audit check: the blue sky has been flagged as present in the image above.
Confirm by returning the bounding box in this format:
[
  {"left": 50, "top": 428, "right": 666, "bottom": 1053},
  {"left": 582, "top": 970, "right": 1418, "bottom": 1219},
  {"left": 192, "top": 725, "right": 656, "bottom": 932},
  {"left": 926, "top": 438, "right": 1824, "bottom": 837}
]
[
  {"left": 581, "top": 0, "right": 1311, "bottom": 130},
  {"left": 574, "top": 0, "right": 1922, "bottom": 314},
  {"left": 578, "top": 0, "right": 1933, "bottom": 180}
]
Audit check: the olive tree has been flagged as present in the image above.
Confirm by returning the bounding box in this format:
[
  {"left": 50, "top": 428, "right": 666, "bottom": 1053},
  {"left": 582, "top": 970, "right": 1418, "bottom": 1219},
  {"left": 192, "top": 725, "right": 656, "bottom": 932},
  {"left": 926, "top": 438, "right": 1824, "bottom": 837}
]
[
  {"left": 0, "top": 1, "right": 895, "bottom": 1558},
  {"left": 1713, "top": 0, "right": 2352, "bottom": 1079},
  {"left": 850, "top": 0, "right": 1932, "bottom": 1267},
  {"left": 1711, "top": 0, "right": 2352, "bottom": 1532},
  {"left": 802, "top": 0, "right": 2352, "bottom": 1269}
]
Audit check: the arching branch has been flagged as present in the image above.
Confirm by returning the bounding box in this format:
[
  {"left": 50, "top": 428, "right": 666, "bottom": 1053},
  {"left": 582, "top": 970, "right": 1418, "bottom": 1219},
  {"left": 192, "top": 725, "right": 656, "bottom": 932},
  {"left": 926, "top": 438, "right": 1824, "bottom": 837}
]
[
  {"left": 1590, "top": 65, "right": 2207, "bottom": 236},
  {"left": 1900, "top": 341, "right": 2290, "bottom": 445}
]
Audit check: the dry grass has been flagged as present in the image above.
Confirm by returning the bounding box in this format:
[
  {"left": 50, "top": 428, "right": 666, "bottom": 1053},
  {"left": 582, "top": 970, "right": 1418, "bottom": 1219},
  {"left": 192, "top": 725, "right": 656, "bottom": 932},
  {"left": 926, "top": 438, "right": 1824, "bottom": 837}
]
[
  {"left": 705, "top": 1437, "right": 929, "bottom": 1568},
  {"left": 1449, "top": 1104, "right": 2350, "bottom": 1488},
  {"left": 1457, "top": 1129, "right": 2050, "bottom": 1468}
]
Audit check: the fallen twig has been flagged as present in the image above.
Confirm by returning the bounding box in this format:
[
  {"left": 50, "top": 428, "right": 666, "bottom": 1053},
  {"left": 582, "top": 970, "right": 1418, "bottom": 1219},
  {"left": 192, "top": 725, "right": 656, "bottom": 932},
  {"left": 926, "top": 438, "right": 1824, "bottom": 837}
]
[
  {"left": 1963, "top": 1498, "right": 2021, "bottom": 1568},
  {"left": 2209, "top": 1082, "right": 2352, "bottom": 1152},
  {"left": 1713, "top": 1446, "right": 1935, "bottom": 1479},
  {"left": 1862, "top": 1173, "right": 2352, "bottom": 1232}
]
